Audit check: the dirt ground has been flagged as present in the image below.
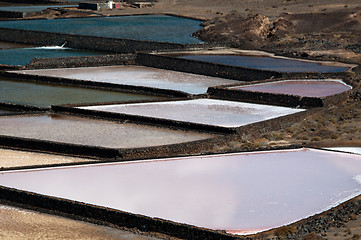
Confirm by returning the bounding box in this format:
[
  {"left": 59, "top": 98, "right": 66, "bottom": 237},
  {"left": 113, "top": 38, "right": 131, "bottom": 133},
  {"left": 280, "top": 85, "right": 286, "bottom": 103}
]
[{"left": 0, "top": 204, "right": 162, "bottom": 240}]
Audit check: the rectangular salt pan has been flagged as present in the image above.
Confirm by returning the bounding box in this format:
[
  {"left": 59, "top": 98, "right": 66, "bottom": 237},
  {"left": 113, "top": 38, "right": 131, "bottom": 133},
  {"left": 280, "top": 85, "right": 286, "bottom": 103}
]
[
  {"left": 0, "top": 15, "right": 203, "bottom": 44},
  {"left": 80, "top": 99, "right": 305, "bottom": 128},
  {"left": 0, "top": 114, "right": 215, "bottom": 148},
  {"left": 231, "top": 80, "right": 352, "bottom": 98},
  {"left": 0, "top": 47, "right": 104, "bottom": 66},
  {"left": 178, "top": 54, "right": 349, "bottom": 73},
  {"left": 0, "top": 79, "right": 165, "bottom": 107},
  {"left": 1, "top": 148, "right": 361, "bottom": 234},
  {"left": 10, "top": 66, "right": 242, "bottom": 95}
]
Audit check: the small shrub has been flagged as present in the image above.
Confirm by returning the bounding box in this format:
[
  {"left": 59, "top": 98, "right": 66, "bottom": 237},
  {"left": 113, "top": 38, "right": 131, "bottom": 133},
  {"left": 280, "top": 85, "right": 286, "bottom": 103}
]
[
  {"left": 311, "top": 136, "right": 322, "bottom": 141},
  {"left": 274, "top": 226, "right": 297, "bottom": 238},
  {"left": 303, "top": 232, "right": 325, "bottom": 240},
  {"left": 352, "top": 234, "right": 361, "bottom": 239}
]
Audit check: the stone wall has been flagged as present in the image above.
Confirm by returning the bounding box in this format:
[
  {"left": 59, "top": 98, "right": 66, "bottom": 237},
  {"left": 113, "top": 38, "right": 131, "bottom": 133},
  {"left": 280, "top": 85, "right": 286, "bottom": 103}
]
[{"left": 25, "top": 54, "right": 136, "bottom": 69}]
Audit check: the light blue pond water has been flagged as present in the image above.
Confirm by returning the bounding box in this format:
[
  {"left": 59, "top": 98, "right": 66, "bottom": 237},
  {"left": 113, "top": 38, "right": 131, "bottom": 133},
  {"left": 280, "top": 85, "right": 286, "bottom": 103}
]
[
  {"left": 179, "top": 55, "right": 349, "bottom": 73},
  {"left": 0, "top": 5, "right": 75, "bottom": 12},
  {"left": 0, "top": 47, "right": 105, "bottom": 66},
  {"left": 0, "top": 15, "right": 203, "bottom": 44}
]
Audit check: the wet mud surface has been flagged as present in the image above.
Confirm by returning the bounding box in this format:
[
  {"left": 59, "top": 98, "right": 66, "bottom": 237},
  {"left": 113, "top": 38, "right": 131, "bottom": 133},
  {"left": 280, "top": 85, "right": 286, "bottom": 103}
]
[{"left": 0, "top": 114, "right": 216, "bottom": 148}]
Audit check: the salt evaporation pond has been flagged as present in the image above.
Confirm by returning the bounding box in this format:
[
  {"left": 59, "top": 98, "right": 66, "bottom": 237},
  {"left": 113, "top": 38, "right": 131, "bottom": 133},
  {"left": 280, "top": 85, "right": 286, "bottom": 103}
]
[
  {"left": 11, "top": 66, "right": 241, "bottom": 94},
  {"left": 231, "top": 79, "right": 352, "bottom": 97},
  {"left": 81, "top": 99, "right": 305, "bottom": 128},
  {"left": 0, "top": 41, "right": 33, "bottom": 49},
  {"left": 0, "top": 46, "right": 104, "bottom": 66},
  {"left": 326, "top": 147, "right": 361, "bottom": 155},
  {"left": 0, "top": 79, "right": 165, "bottom": 107},
  {"left": 1, "top": 148, "right": 361, "bottom": 234},
  {"left": 0, "top": 204, "right": 158, "bottom": 240},
  {"left": 0, "top": 15, "right": 203, "bottom": 44},
  {"left": 178, "top": 54, "right": 349, "bottom": 73},
  {"left": 0, "top": 5, "right": 75, "bottom": 12},
  {"left": 0, "top": 114, "right": 215, "bottom": 148},
  {"left": 0, "top": 148, "right": 94, "bottom": 168}
]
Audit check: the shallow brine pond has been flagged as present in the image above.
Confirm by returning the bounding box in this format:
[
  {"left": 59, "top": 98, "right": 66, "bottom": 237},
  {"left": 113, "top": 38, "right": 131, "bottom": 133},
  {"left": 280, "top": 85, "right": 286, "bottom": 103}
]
[
  {"left": 0, "top": 15, "right": 203, "bottom": 44},
  {"left": 80, "top": 99, "right": 305, "bottom": 128},
  {"left": 0, "top": 46, "right": 104, "bottom": 66},
  {"left": 0, "top": 79, "right": 165, "bottom": 107},
  {"left": 11, "top": 66, "right": 241, "bottom": 94},
  {"left": 178, "top": 54, "right": 349, "bottom": 73},
  {"left": 0, "top": 114, "right": 215, "bottom": 148},
  {"left": 0, "top": 148, "right": 360, "bottom": 235},
  {"left": 0, "top": 5, "right": 75, "bottom": 13},
  {"left": 231, "top": 79, "right": 352, "bottom": 97}
]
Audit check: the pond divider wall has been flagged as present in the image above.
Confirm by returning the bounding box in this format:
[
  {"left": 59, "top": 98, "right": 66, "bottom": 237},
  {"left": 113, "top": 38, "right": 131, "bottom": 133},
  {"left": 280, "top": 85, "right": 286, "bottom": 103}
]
[
  {"left": 0, "top": 11, "right": 27, "bottom": 19},
  {"left": 25, "top": 54, "right": 136, "bottom": 69},
  {"left": 0, "top": 102, "right": 47, "bottom": 112},
  {"left": 208, "top": 85, "right": 350, "bottom": 108},
  {"left": 0, "top": 27, "right": 201, "bottom": 53},
  {"left": 136, "top": 52, "right": 283, "bottom": 81},
  {"left": 0, "top": 186, "right": 244, "bottom": 240},
  {"left": 0, "top": 71, "right": 189, "bottom": 98},
  {"left": 0, "top": 135, "right": 122, "bottom": 159}
]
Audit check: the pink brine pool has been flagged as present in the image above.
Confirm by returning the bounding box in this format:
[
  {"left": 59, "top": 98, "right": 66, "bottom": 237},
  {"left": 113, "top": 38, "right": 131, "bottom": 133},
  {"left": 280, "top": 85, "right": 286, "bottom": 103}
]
[
  {"left": 0, "top": 148, "right": 361, "bottom": 235},
  {"left": 230, "top": 79, "right": 352, "bottom": 97}
]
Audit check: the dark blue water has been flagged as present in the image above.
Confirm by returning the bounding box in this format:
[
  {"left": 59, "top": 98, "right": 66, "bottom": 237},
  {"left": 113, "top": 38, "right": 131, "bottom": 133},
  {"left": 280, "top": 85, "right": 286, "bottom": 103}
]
[
  {"left": 0, "top": 5, "right": 75, "bottom": 12},
  {"left": 0, "top": 47, "right": 104, "bottom": 66},
  {"left": 179, "top": 55, "right": 348, "bottom": 73},
  {"left": 0, "top": 15, "right": 203, "bottom": 44}
]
